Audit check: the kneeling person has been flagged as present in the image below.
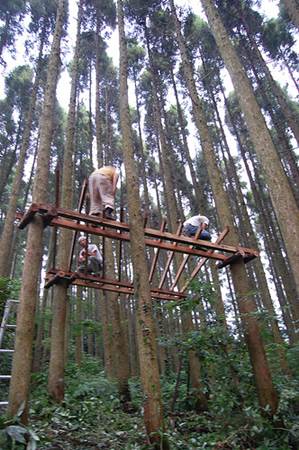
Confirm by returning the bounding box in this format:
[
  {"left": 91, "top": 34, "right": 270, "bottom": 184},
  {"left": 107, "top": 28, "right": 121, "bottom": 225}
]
[
  {"left": 183, "top": 214, "right": 211, "bottom": 240},
  {"left": 78, "top": 236, "right": 103, "bottom": 275}
]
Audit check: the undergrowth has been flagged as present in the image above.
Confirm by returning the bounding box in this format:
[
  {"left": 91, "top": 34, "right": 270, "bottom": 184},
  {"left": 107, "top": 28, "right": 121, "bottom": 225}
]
[{"left": 1, "top": 352, "right": 298, "bottom": 450}]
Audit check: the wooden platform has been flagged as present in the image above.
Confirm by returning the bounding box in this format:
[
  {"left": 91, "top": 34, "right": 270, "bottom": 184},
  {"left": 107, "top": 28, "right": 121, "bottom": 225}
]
[
  {"left": 45, "top": 269, "right": 187, "bottom": 301},
  {"left": 16, "top": 203, "right": 259, "bottom": 299}
]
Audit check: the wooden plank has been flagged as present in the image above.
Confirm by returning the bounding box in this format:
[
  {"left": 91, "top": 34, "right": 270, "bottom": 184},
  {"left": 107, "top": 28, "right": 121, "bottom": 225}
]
[
  {"left": 44, "top": 217, "right": 229, "bottom": 261},
  {"left": 68, "top": 179, "right": 88, "bottom": 271},
  {"left": 16, "top": 204, "right": 259, "bottom": 257},
  {"left": 158, "top": 223, "right": 183, "bottom": 289},
  {"left": 71, "top": 278, "right": 184, "bottom": 301},
  {"left": 149, "top": 219, "right": 167, "bottom": 283},
  {"left": 170, "top": 224, "right": 205, "bottom": 290},
  {"left": 180, "top": 227, "right": 230, "bottom": 293},
  {"left": 46, "top": 269, "right": 186, "bottom": 299}
]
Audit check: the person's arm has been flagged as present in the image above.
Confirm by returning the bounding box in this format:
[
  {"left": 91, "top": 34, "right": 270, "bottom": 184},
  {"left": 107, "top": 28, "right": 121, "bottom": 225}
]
[{"left": 78, "top": 250, "right": 86, "bottom": 262}]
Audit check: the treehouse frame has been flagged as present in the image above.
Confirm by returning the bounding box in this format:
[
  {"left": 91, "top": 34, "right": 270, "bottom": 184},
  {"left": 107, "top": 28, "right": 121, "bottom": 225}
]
[{"left": 16, "top": 183, "right": 259, "bottom": 302}]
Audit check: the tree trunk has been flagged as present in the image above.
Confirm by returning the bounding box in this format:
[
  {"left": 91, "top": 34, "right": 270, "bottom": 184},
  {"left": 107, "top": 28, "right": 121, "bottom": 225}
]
[
  {"left": 8, "top": 0, "right": 66, "bottom": 422},
  {"left": 201, "top": 0, "right": 299, "bottom": 303},
  {"left": 75, "top": 287, "right": 83, "bottom": 366},
  {"left": 0, "top": 36, "right": 45, "bottom": 277},
  {"left": 170, "top": 0, "right": 278, "bottom": 414},
  {"left": 0, "top": 120, "right": 21, "bottom": 202},
  {"left": 284, "top": 0, "right": 299, "bottom": 29},
  {"left": 117, "top": 1, "right": 167, "bottom": 446},
  {"left": 95, "top": 14, "right": 103, "bottom": 167},
  {"left": 48, "top": 1, "right": 82, "bottom": 402}
]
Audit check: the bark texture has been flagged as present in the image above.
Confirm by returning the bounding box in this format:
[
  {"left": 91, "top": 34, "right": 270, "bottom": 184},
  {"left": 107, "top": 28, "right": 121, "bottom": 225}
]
[
  {"left": 8, "top": 0, "right": 66, "bottom": 422},
  {"left": 117, "top": 0, "right": 167, "bottom": 445},
  {"left": 48, "top": 0, "right": 82, "bottom": 402},
  {"left": 170, "top": 0, "right": 278, "bottom": 414},
  {"left": 201, "top": 0, "right": 299, "bottom": 305},
  {"left": 284, "top": 0, "right": 299, "bottom": 29}
]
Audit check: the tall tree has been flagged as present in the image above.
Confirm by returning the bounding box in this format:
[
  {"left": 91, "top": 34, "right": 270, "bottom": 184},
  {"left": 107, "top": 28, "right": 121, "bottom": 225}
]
[
  {"left": 7, "top": 0, "right": 67, "bottom": 422},
  {"left": 117, "top": 0, "right": 168, "bottom": 446},
  {"left": 282, "top": 0, "right": 299, "bottom": 29},
  {"left": 48, "top": 0, "right": 83, "bottom": 402},
  {"left": 169, "top": 0, "right": 279, "bottom": 414},
  {"left": 200, "top": 0, "right": 299, "bottom": 318},
  {"left": 0, "top": 0, "right": 27, "bottom": 63},
  {"left": 0, "top": 51, "right": 45, "bottom": 276}
]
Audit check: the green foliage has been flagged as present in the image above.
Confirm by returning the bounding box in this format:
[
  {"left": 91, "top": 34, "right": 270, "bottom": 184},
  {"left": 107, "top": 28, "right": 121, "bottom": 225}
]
[
  {"left": 0, "top": 277, "right": 20, "bottom": 320},
  {"left": 0, "top": 403, "right": 39, "bottom": 450}
]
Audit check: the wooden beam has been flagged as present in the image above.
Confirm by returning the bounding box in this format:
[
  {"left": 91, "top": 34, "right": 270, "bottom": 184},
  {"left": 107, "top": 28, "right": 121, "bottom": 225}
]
[
  {"left": 217, "top": 252, "right": 245, "bottom": 269},
  {"left": 17, "top": 203, "right": 39, "bottom": 229},
  {"left": 42, "top": 217, "right": 230, "bottom": 261},
  {"left": 180, "top": 227, "right": 230, "bottom": 293},
  {"left": 149, "top": 219, "right": 167, "bottom": 282},
  {"left": 45, "top": 269, "right": 186, "bottom": 300},
  {"left": 68, "top": 179, "right": 88, "bottom": 271},
  {"left": 158, "top": 223, "right": 183, "bottom": 289},
  {"left": 16, "top": 204, "right": 259, "bottom": 257},
  {"left": 170, "top": 224, "right": 205, "bottom": 290}
]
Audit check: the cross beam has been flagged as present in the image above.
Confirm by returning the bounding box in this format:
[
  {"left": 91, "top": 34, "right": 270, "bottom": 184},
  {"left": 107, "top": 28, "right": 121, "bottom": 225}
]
[
  {"left": 45, "top": 269, "right": 186, "bottom": 301},
  {"left": 15, "top": 204, "right": 259, "bottom": 263}
]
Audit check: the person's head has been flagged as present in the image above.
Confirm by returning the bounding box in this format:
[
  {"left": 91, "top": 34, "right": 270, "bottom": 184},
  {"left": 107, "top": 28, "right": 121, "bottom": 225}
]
[{"left": 78, "top": 236, "right": 87, "bottom": 247}]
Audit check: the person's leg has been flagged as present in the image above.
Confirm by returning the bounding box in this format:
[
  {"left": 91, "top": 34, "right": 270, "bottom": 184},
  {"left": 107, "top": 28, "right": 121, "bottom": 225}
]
[
  {"left": 88, "top": 256, "right": 101, "bottom": 275},
  {"left": 98, "top": 175, "right": 115, "bottom": 219},
  {"left": 89, "top": 173, "right": 103, "bottom": 215},
  {"left": 183, "top": 224, "right": 198, "bottom": 237},
  {"left": 199, "top": 230, "right": 211, "bottom": 241},
  {"left": 78, "top": 262, "right": 91, "bottom": 273}
]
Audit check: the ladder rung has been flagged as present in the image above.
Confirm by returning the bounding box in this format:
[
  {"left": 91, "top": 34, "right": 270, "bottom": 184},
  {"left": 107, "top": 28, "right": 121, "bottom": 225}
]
[
  {"left": 0, "top": 401, "right": 8, "bottom": 406},
  {"left": 6, "top": 325, "right": 16, "bottom": 328},
  {"left": 0, "top": 349, "right": 14, "bottom": 353},
  {"left": 0, "top": 375, "right": 11, "bottom": 380},
  {"left": 7, "top": 300, "right": 19, "bottom": 303}
]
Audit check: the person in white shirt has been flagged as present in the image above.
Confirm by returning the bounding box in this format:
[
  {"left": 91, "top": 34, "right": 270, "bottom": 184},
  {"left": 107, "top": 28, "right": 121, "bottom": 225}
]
[
  {"left": 182, "top": 214, "right": 211, "bottom": 240},
  {"left": 77, "top": 236, "right": 103, "bottom": 275}
]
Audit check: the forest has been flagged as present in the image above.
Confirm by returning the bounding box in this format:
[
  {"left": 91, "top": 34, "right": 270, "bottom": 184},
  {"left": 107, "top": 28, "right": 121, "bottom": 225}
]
[{"left": 0, "top": 0, "right": 299, "bottom": 449}]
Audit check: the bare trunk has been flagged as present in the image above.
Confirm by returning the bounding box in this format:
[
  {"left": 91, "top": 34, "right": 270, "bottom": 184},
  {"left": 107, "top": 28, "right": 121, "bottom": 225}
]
[
  {"left": 170, "top": 0, "right": 278, "bottom": 414},
  {"left": 8, "top": 0, "right": 65, "bottom": 422},
  {"left": 117, "top": 1, "right": 166, "bottom": 445},
  {"left": 0, "top": 38, "right": 45, "bottom": 277},
  {"left": 201, "top": 0, "right": 299, "bottom": 304},
  {"left": 48, "top": 1, "right": 82, "bottom": 402},
  {"left": 284, "top": 0, "right": 299, "bottom": 29},
  {"left": 75, "top": 287, "right": 83, "bottom": 366}
]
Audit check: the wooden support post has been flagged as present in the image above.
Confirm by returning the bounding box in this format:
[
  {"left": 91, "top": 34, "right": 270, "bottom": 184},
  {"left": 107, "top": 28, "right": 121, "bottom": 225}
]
[
  {"left": 45, "top": 269, "right": 187, "bottom": 301},
  {"left": 118, "top": 206, "right": 125, "bottom": 282},
  {"left": 180, "top": 227, "right": 230, "bottom": 293},
  {"left": 68, "top": 179, "right": 88, "bottom": 271},
  {"left": 149, "top": 219, "right": 167, "bottom": 283},
  {"left": 170, "top": 224, "right": 204, "bottom": 290},
  {"left": 158, "top": 222, "right": 183, "bottom": 289}
]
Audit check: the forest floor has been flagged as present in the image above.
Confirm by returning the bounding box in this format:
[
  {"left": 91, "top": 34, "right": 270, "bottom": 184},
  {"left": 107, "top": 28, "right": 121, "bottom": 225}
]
[
  {"left": 1, "top": 356, "right": 299, "bottom": 449},
  {"left": 30, "top": 358, "right": 299, "bottom": 449}
]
